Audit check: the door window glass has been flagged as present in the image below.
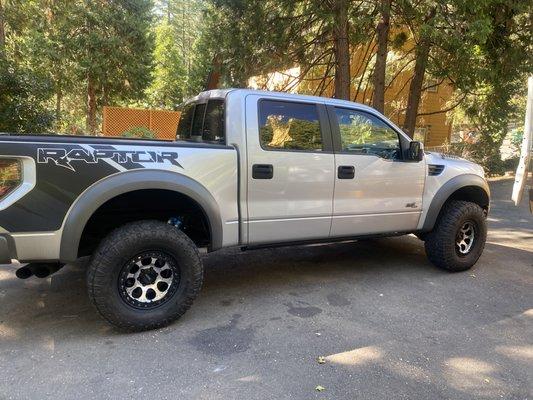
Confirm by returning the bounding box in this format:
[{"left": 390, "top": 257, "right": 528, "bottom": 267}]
[
  {"left": 259, "top": 100, "right": 322, "bottom": 151},
  {"left": 203, "top": 99, "right": 225, "bottom": 143},
  {"left": 334, "top": 108, "right": 401, "bottom": 159}
]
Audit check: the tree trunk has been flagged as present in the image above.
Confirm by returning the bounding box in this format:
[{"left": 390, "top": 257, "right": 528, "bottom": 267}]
[
  {"left": 55, "top": 88, "right": 62, "bottom": 128},
  {"left": 403, "top": 7, "right": 436, "bottom": 137},
  {"left": 86, "top": 76, "right": 97, "bottom": 135},
  {"left": 402, "top": 38, "right": 430, "bottom": 137},
  {"left": 0, "top": 0, "right": 5, "bottom": 53},
  {"left": 205, "top": 55, "right": 221, "bottom": 90},
  {"left": 371, "top": 0, "right": 391, "bottom": 112},
  {"left": 333, "top": 0, "right": 350, "bottom": 100}
]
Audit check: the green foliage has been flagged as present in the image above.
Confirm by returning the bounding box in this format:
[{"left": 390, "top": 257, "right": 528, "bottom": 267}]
[
  {"left": 121, "top": 126, "right": 156, "bottom": 139},
  {"left": 146, "top": 21, "right": 186, "bottom": 108},
  {"left": 76, "top": 0, "right": 155, "bottom": 103},
  {"left": 147, "top": 0, "right": 205, "bottom": 104},
  {"left": 0, "top": 56, "right": 54, "bottom": 133},
  {"left": 1, "top": 0, "right": 155, "bottom": 134}
]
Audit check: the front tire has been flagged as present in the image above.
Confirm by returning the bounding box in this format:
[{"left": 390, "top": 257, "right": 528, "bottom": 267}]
[
  {"left": 87, "top": 220, "right": 203, "bottom": 331},
  {"left": 424, "top": 200, "right": 487, "bottom": 272}
]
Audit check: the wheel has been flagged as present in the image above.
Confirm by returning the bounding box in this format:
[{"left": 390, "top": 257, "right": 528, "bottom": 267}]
[
  {"left": 87, "top": 220, "right": 203, "bottom": 331},
  {"left": 424, "top": 200, "right": 487, "bottom": 272}
]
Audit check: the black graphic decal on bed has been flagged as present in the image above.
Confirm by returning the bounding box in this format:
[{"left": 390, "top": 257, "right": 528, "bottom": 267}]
[{"left": 37, "top": 147, "right": 182, "bottom": 171}]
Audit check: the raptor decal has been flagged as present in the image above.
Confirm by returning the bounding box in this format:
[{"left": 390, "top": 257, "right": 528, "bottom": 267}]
[{"left": 37, "top": 147, "right": 182, "bottom": 171}]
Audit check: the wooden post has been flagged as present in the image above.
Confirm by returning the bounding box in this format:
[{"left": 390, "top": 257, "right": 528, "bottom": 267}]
[{"left": 512, "top": 76, "right": 533, "bottom": 207}]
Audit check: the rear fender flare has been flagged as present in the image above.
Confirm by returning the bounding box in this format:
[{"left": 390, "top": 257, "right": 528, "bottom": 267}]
[{"left": 59, "top": 169, "right": 222, "bottom": 262}]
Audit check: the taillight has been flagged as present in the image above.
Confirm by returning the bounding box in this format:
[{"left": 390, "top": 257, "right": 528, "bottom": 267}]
[{"left": 0, "top": 159, "right": 22, "bottom": 200}]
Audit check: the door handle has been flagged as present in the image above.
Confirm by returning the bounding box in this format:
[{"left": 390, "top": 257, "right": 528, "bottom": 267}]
[
  {"left": 338, "top": 165, "right": 355, "bottom": 179},
  {"left": 252, "top": 164, "right": 274, "bottom": 179}
]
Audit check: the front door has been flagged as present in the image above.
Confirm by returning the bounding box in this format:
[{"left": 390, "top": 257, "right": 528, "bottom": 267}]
[
  {"left": 246, "top": 95, "right": 335, "bottom": 244},
  {"left": 328, "top": 106, "right": 425, "bottom": 237}
]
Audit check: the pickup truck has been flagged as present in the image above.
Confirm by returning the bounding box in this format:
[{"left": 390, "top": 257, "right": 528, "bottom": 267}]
[{"left": 0, "top": 89, "right": 490, "bottom": 331}]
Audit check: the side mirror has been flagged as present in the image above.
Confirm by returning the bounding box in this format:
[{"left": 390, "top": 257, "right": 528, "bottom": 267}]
[{"left": 407, "top": 141, "right": 424, "bottom": 161}]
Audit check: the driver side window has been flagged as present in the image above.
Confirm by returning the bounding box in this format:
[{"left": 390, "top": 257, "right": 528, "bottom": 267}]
[{"left": 334, "top": 108, "right": 401, "bottom": 159}]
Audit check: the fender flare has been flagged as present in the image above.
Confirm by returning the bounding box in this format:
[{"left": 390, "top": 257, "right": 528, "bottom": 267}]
[
  {"left": 59, "top": 169, "right": 223, "bottom": 262},
  {"left": 421, "top": 174, "right": 490, "bottom": 232}
]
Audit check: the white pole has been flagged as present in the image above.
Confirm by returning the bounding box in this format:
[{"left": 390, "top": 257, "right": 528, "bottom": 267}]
[{"left": 512, "top": 76, "right": 533, "bottom": 206}]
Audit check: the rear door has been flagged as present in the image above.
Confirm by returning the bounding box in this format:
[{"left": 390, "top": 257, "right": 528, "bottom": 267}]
[
  {"left": 245, "top": 95, "right": 335, "bottom": 244},
  {"left": 328, "top": 106, "right": 425, "bottom": 237}
]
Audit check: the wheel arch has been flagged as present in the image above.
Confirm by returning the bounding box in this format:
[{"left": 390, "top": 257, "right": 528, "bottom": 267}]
[
  {"left": 59, "top": 169, "right": 223, "bottom": 262},
  {"left": 421, "top": 174, "right": 490, "bottom": 232}
]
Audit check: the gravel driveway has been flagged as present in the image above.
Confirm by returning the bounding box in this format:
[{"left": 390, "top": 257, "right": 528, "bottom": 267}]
[{"left": 0, "top": 179, "right": 531, "bottom": 399}]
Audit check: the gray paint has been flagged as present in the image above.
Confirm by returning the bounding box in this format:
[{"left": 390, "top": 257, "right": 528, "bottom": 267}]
[
  {"left": 0, "top": 234, "right": 17, "bottom": 263},
  {"left": 421, "top": 174, "right": 490, "bottom": 232},
  {"left": 59, "top": 169, "right": 223, "bottom": 262}
]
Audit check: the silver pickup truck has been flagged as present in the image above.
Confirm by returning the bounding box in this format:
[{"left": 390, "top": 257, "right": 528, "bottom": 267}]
[{"left": 0, "top": 89, "right": 490, "bottom": 331}]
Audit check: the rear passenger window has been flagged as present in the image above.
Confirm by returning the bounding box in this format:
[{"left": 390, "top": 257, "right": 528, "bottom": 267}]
[
  {"left": 176, "top": 100, "right": 225, "bottom": 144},
  {"left": 258, "top": 100, "right": 322, "bottom": 151}
]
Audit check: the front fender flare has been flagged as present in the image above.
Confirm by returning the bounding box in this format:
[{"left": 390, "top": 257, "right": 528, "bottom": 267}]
[
  {"left": 421, "top": 174, "right": 490, "bottom": 232},
  {"left": 59, "top": 169, "right": 222, "bottom": 262}
]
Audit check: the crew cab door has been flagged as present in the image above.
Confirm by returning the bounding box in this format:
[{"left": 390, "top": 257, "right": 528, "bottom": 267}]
[
  {"left": 245, "top": 95, "right": 335, "bottom": 244},
  {"left": 328, "top": 106, "right": 425, "bottom": 237}
]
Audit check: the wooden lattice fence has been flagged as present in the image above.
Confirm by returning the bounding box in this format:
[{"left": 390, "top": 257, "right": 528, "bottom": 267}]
[{"left": 102, "top": 106, "right": 180, "bottom": 141}]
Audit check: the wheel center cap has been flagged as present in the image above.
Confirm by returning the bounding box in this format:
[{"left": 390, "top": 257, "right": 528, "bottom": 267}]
[{"left": 138, "top": 267, "right": 157, "bottom": 285}]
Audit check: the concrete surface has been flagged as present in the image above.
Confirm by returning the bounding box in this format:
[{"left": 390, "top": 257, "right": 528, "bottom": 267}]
[{"left": 0, "top": 179, "right": 531, "bottom": 400}]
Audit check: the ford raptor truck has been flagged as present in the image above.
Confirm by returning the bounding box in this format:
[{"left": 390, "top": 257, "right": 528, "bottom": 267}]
[{"left": 0, "top": 89, "right": 490, "bottom": 331}]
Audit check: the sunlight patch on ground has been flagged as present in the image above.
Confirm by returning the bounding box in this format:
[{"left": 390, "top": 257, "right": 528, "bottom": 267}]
[
  {"left": 0, "top": 323, "right": 18, "bottom": 339},
  {"left": 444, "top": 357, "right": 504, "bottom": 397},
  {"left": 523, "top": 309, "right": 533, "bottom": 317},
  {"left": 385, "top": 359, "right": 431, "bottom": 383},
  {"left": 0, "top": 268, "right": 15, "bottom": 281},
  {"left": 42, "top": 335, "right": 55, "bottom": 352},
  {"left": 487, "top": 229, "right": 533, "bottom": 251},
  {"left": 496, "top": 345, "right": 533, "bottom": 361},
  {"left": 237, "top": 375, "right": 260, "bottom": 382},
  {"left": 325, "top": 346, "right": 382, "bottom": 366}
]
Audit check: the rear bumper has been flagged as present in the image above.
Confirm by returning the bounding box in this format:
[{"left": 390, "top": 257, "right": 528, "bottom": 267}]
[{"left": 0, "top": 234, "right": 17, "bottom": 264}]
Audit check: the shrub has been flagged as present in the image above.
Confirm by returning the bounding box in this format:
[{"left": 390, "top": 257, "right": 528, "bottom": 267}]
[{"left": 121, "top": 126, "right": 156, "bottom": 139}]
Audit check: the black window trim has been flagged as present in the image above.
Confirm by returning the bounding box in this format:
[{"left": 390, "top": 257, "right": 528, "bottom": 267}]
[
  {"left": 326, "top": 104, "right": 406, "bottom": 161},
  {"left": 257, "top": 98, "right": 334, "bottom": 154}
]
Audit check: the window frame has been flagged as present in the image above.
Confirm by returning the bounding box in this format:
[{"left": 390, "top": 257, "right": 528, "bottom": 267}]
[
  {"left": 176, "top": 98, "right": 226, "bottom": 145},
  {"left": 257, "top": 98, "right": 333, "bottom": 153},
  {"left": 327, "top": 105, "right": 405, "bottom": 161}
]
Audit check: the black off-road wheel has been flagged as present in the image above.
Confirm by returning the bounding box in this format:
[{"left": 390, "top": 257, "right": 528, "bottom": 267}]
[
  {"left": 424, "top": 200, "right": 487, "bottom": 272},
  {"left": 87, "top": 220, "right": 203, "bottom": 331}
]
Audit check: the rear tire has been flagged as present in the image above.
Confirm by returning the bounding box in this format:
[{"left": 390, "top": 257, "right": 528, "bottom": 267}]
[
  {"left": 87, "top": 220, "right": 203, "bottom": 331},
  {"left": 424, "top": 200, "right": 487, "bottom": 272}
]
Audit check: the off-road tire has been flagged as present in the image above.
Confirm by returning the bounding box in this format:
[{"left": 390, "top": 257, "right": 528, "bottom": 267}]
[
  {"left": 424, "top": 200, "right": 487, "bottom": 272},
  {"left": 87, "top": 220, "right": 203, "bottom": 331}
]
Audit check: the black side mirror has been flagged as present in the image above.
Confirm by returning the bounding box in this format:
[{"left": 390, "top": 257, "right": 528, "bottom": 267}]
[{"left": 407, "top": 141, "right": 424, "bottom": 161}]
